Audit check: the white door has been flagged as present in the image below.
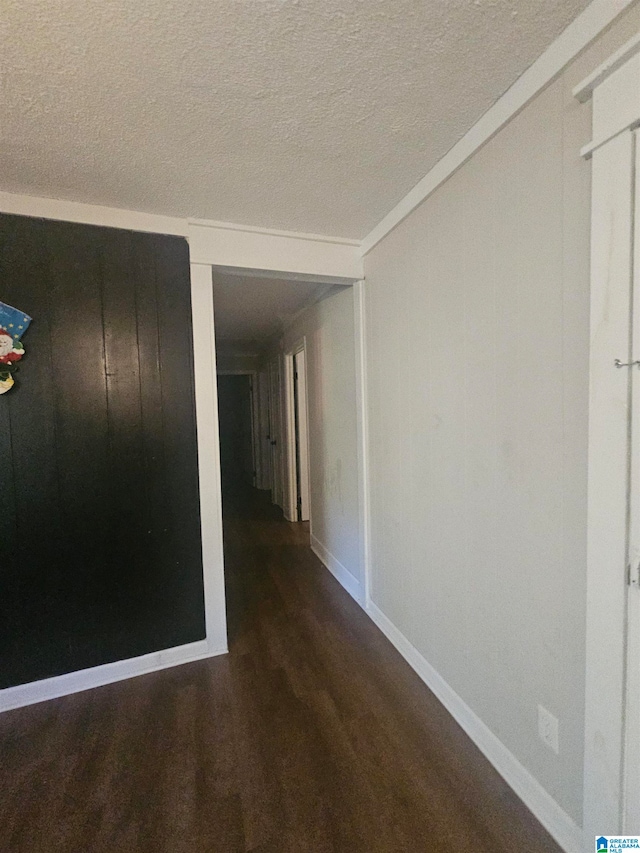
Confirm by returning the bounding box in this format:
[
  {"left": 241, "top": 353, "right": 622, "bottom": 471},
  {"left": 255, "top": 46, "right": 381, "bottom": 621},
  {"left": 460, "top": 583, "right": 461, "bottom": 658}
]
[
  {"left": 294, "top": 349, "right": 310, "bottom": 522},
  {"left": 580, "top": 44, "right": 640, "bottom": 836},
  {"left": 624, "top": 133, "right": 640, "bottom": 834}
]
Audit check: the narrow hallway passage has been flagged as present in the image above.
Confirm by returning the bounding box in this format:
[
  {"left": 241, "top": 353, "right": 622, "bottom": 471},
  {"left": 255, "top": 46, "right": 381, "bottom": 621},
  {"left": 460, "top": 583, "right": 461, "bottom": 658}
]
[{"left": 0, "top": 488, "right": 561, "bottom": 852}]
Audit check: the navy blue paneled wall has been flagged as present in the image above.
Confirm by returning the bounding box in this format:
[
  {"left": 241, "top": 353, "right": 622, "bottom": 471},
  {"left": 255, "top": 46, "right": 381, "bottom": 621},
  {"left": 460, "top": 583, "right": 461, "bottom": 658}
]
[{"left": 0, "top": 214, "right": 205, "bottom": 689}]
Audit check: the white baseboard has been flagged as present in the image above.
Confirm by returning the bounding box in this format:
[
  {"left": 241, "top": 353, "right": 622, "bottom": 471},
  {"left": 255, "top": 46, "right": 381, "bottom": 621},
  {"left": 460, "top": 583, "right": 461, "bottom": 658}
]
[
  {"left": 0, "top": 638, "right": 228, "bottom": 714},
  {"left": 366, "top": 601, "right": 583, "bottom": 853},
  {"left": 310, "top": 534, "right": 364, "bottom": 605}
]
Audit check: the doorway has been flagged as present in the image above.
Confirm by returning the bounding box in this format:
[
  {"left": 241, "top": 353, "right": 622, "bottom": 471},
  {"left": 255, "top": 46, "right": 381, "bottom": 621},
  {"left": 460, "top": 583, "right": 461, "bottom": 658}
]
[{"left": 217, "top": 374, "right": 255, "bottom": 499}]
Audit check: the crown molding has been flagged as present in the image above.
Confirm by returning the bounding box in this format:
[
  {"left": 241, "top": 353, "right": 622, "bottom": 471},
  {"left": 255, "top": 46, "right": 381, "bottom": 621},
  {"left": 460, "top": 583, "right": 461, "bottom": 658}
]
[
  {"left": 188, "top": 217, "right": 359, "bottom": 247},
  {"left": 0, "top": 191, "right": 189, "bottom": 236},
  {"left": 574, "top": 30, "right": 640, "bottom": 102}
]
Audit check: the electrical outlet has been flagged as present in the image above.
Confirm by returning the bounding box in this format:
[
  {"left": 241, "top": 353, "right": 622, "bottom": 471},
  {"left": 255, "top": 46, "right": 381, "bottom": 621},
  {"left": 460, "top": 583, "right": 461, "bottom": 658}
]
[{"left": 538, "top": 704, "right": 559, "bottom": 754}]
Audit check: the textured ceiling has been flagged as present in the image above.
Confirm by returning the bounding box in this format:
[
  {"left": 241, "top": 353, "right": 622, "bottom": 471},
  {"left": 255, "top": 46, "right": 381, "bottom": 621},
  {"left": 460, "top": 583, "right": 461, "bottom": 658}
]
[
  {"left": 1, "top": 0, "right": 591, "bottom": 239},
  {"left": 213, "top": 273, "right": 334, "bottom": 352}
]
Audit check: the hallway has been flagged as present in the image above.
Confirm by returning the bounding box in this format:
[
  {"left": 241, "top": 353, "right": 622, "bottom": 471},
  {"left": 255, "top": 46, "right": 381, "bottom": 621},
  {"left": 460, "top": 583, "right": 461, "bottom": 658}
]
[{"left": 0, "top": 488, "right": 560, "bottom": 852}]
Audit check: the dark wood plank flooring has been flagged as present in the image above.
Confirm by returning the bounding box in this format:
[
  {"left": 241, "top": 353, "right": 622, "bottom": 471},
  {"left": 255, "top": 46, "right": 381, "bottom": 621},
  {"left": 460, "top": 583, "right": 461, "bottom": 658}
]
[{"left": 0, "top": 487, "right": 562, "bottom": 852}]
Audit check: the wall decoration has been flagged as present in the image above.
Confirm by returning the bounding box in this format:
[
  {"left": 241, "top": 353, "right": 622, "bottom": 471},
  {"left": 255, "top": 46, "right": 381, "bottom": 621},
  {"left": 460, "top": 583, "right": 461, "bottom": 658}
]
[{"left": 0, "top": 301, "right": 32, "bottom": 394}]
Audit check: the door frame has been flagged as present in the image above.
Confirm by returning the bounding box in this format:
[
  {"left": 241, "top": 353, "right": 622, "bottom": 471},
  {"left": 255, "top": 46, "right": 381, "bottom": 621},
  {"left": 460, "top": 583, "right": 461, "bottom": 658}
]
[
  {"left": 283, "top": 338, "right": 311, "bottom": 524},
  {"left": 293, "top": 346, "right": 311, "bottom": 522},
  {"left": 282, "top": 349, "right": 297, "bottom": 522},
  {"left": 194, "top": 263, "right": 365, "bottom": 680},
  {"left": 575, "top": 34, "right": 640, "bottom": 840},
  {"left": 354, "top": 280, "right": 371, "bottom": 607},
  {"left": 188, "top": 263, "right": 229, "bottom": 655}
]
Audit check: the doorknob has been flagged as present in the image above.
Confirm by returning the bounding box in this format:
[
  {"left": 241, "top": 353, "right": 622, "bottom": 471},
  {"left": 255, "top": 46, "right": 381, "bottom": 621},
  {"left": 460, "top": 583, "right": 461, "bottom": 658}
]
[{"left": 614, "top": 359, "right": 640, "bottom": 368}]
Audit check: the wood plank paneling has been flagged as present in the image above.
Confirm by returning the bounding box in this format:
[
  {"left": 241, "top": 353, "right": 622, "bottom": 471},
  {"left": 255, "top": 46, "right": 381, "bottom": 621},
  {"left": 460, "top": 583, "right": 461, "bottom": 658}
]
[
  {"left": 0, "top": 213, "right": 205, "bottom": 689},
  {"left": 152, "top": 235, "right": 204, "bottom": 648}
]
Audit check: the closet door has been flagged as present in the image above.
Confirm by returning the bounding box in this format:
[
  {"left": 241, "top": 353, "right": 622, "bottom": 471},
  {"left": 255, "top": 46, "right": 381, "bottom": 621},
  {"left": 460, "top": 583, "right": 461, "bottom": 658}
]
[
  {"left": 624, "top": 130, "right": 640, "bottom": 834},
  {"left": 584, "top": 120, "right": 637, "bottom": 837},
  {"left": 581, "top": 44, "right": 640, "bottom": 830}
]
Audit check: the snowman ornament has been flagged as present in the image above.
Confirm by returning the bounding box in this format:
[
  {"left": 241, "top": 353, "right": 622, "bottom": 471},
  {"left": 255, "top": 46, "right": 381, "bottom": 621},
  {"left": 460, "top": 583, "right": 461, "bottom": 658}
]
[
  {"left": 0, "top": 327, "right": 25, "bottom": 394},
  {"left": 0, "top": 302, "right": 32, "bottom": 394}
]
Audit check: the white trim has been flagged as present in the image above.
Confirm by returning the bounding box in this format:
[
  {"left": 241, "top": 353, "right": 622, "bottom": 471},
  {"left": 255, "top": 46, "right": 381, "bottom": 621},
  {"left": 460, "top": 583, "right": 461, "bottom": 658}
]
[
  {"left": 0, "top": 191, "right": 188, "bottom": 236},
  {"left": 311, "top": 534, "right": 364, "bottom": 606},
  {"left": 574, "top": 30, "right": 640, "bottom": 102},
  {"left": 0, "top": 640, "right": 225, "bottom": 714},
  {"left": 624, "top": 131, "right": 640, "bottom": 833},
  {"left": 365, "top": 601, "right": 582, "bottom": 853},
  {"left": 282, "top": 352, "right": 298, "bottom": 522},
  {"left": 292, "top": 346, "right": 311, "bottom": 522},
  {"left": 578, "top": 46, "right": 640, "bottom": 159},
  {"left": 0, "top": 191, "right": 361, "bottom": 250},
  {"left": 190, "top": 263, "right": 229, "bottom": 653},
  {"left": 579, "top": 119, "right": 640, "bottom": 160},
  {"left": 281, "top": 338, "right": 311, "bottom": 524},
  {"left": 188, "top": 221, "right": 363, "bottom": 281},
  {"left": 212, "top": 266, "right": 353, "bottom": 286},
  {"left": 189, "top": 217, "right": 359, "bottom": 247},
  {"left": 360, "top": 0, "right": 637, "bottom": 256},
  {"left": 353, "top": 281, "right": 372, "bottom": 607}
]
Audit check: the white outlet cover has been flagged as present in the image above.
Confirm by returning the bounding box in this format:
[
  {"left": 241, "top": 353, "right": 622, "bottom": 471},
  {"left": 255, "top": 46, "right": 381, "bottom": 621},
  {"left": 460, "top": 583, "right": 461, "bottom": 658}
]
[{"left": 538, "top": 704, "right": 559, "bottom": 754}]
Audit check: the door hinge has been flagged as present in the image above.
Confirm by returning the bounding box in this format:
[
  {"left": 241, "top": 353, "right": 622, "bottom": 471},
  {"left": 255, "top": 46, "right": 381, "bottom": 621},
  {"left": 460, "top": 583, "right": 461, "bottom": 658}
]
[{"left": 629, "top": 562, "right": 640, "bottom": 588}]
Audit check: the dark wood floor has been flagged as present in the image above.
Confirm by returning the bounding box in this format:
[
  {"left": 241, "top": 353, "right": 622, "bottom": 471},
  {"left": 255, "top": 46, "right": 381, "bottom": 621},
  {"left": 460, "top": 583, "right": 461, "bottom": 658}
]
[{"left": 0, "top": 487, "right": 562, "bottom": 852}]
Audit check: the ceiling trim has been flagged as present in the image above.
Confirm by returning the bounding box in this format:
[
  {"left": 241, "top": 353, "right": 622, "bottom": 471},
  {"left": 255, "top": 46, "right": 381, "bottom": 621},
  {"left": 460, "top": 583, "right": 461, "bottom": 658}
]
[
  {"left": 189, "top": 221, "right": 363, "bottom": 281},
  {"left": 189, "top": 218, "right": 359, "bottom": 247},
  {"left": 360, "top": 0, "right": 638, "bottom": 257},
  {"left": 573, "top": 29, "right": 640, "bottom": 101},
  {"left": 211, "top": 265, "right": 353, "bottom": 286},
  {"left": 0, "top": 190, "right": 189, "bottom": 236},
  {"left": 0, "top": 190, "right": 363, "bottom": 282}
]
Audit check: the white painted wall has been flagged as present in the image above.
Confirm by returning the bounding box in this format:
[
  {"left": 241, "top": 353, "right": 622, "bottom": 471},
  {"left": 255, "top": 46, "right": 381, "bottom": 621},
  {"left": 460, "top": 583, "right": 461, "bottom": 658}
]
[
  {"left": 361, "top": 2, "right": 640, "bottom": 831},
  {"left": 280, "top": 289, "right": 362, "bottom": 599}
]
